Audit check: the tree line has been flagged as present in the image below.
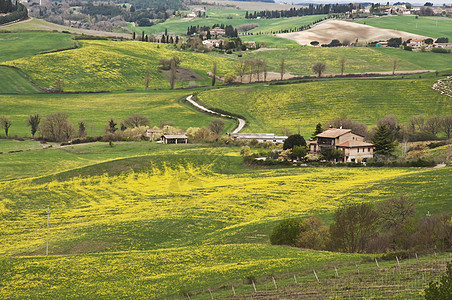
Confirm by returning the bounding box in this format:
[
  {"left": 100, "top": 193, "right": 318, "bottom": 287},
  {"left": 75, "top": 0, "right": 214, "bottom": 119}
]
[
  {"left": 245, "top": 4, "right": 358, "bottom": 19},
  {"left": 270, "top": 195, "right": 452, "bottom": 254}
]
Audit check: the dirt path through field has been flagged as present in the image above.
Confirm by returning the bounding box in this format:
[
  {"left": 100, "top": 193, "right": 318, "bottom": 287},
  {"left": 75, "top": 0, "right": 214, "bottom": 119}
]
[{"left": 186, "top": 95, "right": 245, "bottom": 133}]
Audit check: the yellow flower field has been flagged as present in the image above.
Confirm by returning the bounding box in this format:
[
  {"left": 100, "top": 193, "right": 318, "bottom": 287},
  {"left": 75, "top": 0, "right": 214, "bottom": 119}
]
[{"left": 5, "top": 40, "right": 234, "bottom": 91}]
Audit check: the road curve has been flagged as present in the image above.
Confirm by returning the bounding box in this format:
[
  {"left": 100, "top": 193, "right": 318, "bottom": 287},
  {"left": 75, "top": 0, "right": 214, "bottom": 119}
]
[{"left": 186, "top": 95, "right": 245, "bottom": 133}]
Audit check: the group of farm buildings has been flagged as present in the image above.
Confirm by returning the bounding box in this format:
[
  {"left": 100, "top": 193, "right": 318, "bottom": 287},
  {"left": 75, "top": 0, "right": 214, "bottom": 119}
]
[{"left": 148, "top": 127, "right": 374, "bottom": 163}]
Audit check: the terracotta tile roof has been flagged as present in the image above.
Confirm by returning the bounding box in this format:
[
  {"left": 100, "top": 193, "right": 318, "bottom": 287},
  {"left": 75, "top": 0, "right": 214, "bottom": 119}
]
[
  {"left": 316, "top": 128, "right": 352, "bottom": 138},
  {"left": 337, "top": 140, "right": 374, "bottom": 148}
]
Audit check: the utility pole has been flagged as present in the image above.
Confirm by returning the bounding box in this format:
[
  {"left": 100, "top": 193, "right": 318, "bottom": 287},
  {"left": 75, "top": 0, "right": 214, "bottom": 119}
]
[{"left": 46, "top": 207, "right": 51, "bottom": 256}]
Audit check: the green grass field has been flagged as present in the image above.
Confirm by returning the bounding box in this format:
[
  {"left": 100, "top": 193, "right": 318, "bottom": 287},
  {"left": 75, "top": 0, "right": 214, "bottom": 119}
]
[
  {"left": 129, "top": 14, "right": 327, "bottom": 36},
  {"left": 0, "top": 90, "right": 236, "bottom": 137},
  {"left": 0, "top": 32, "right": 75, "bottom": 62},
  {"left": 0, "top": 66, "right": 42, "bottom": 93},
  {"left": 356, "top": 16, "right": 452, "bottom": 41},
  {"left": 244, "top": 46, "right": 452, "bottom": 76},
  {"left": 197, "top": 77, "right": 452, "bottom": 136},
  {"left": 0, "top": 143, "right": 450, "bottom": 298},
  {"left": 4, "top": 40, "right": 234, "bottom": 91}
]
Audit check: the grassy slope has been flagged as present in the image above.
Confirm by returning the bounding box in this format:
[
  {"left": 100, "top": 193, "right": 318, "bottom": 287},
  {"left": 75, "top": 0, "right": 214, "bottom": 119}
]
[
  {"left": 0, "top": 32, "right": 75, "bottom": 62},
  {"left": 0, "top": 66, "right": 41, "bottom": 93},
  {"left": 0, "top": 90, "right": 236, "bottom": 137},
  {"left": 197, "top": 78, "right": 452, "bottom": 136},
  {"left": 356, "top": 16, "right": 452, "bottom": 40},
  {"left": 244, "top": 46, "right": 452, "bottom": 76},
  {"left": 5, "top": 40, "right": 234, "bottom": 91},
  {"left": 129, "top": 14, "right": 326, "bottom": 36},
  {"left": 0, "top": 143, "right": 450, "bottom": 297}
]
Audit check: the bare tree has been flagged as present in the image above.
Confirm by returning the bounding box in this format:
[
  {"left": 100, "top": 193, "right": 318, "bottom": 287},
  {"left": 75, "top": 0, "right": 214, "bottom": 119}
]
[
  {"left": 312, "top": 62, "right": 326, "bottom": 78},
  {"left": 376, "top": 194, "right": 415, "bottom": 230},
  {"left": 327, "top": 118, "right": 369, "bottom": 138},
  {"left": 340, "top": 56, "right": 345, "bottom": 75},
  {"left": 392, "top": 56, "right": 397, "bottom": 75},
  {"left": 39, "top": 112, "right": 75, "bottom": 142},
  {"left": 424, "top": 116, "right": 442, "bottom": 136},
  {"left": 233, "top": 59, "right": 247, "bottom": 83},
  {"left": 263, "top": 61, "right": 268, "bottom": 82},
  {"left": 376, "top": 114, "right": 400, "bottom": 141},
  {"left": 26, "top": 113, "right": 41, "bottom": 137},
  {"left": 123, "top": 114, "right": 151, "bottom": 128},
  {"left": 144, "top": 68, "right": 150, "bottom": 90},
  {"left": 409, "top": 115, "right": 425, "bottom": 133},
  {"left": 246, "top": 59, "right": 256, "bottom": 83},
  {"left": 209, "top": 118, "right": 225, "bottom": 135},
  {"left": 280, "top": 58, "right": 285, "bottom": 80},
  {"left": 170, "top": 58, "right": 176, "bottom": 90},
  {"left": 441, "top": 115, "right": 452, "bottom": 138},
  {"left": 0, "top": 116, "right": 12, "bottom": 137},
  {"left": 53, "top": 79, "right": 64, "bottom": 93}
]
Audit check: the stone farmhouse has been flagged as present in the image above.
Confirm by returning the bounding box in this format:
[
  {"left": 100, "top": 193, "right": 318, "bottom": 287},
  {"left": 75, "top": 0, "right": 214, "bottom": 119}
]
[{"left": 309, "top": 127, "right": 374, "bottom": 163}]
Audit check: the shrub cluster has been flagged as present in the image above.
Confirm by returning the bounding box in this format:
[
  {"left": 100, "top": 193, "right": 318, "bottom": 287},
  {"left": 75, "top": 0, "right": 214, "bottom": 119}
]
[{"left": 270, "top": 196, "right": 452, "bottom": 254}]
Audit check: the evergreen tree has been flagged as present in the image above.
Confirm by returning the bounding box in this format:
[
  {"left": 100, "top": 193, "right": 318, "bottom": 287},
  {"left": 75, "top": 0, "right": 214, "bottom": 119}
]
[
  {"left": 313, "top": 123, "right": 323, "bottom": 137},
  {"left": 372, "top": 124, "right": 395, "bottom": 155}
]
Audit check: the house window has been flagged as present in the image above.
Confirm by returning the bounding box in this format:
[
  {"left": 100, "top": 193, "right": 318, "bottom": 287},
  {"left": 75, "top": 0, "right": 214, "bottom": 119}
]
[
  {"left": 357, "top": 148, "right": 359, "bottom": 153},
  {"left": 368, "top": 147, "right": 370, "bottom": 152}
]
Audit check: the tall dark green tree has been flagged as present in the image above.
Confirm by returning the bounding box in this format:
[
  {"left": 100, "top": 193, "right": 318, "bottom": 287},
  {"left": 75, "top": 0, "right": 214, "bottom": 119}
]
[
  {"left": 312, "top": 122, "right": 323, "bottom": 138},
  {"left": 283, "top": 134, "right": 306, "bottom": 150},
  {"left": 372, "top": 124, "right": 395, "bottom": 155},
  {"left": 26, "top": 113, "right": 40, "bottom": 137}
]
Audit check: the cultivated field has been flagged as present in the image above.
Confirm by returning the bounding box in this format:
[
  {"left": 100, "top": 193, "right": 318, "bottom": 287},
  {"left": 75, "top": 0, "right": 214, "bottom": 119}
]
[
  {"left": 0, "top": 32, "right": 75, "bottom": 62},
  {"left": 244, "top": 46, "right": 452, "bottom": 76},
  {"left": 356, "top": 16, "right": 452, "bottom": 41},
  {"left": 0, "top": 90, "right": 236, "bottom": 137},
  {"left": 0, "top": 66, "right": 41, "bottom": 93},
  {"left": 4, "top": 40, "right": 234, "bottom": 91},
  {"left": 196, "top": 77, "right": 452, "bottom": 136},
  {"left": 278, "top": 20, "right": 429, "bottom": 45},
  {"left": 0, "top": 143, "right": 450, "bottom": 298}
]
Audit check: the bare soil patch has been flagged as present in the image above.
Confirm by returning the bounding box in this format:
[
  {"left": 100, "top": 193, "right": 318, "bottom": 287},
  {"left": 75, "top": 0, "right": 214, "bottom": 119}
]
[
  {"left": 200, "top": 0, "right": 297, "bottom": 10},
  {"left": 277, "top": 20, "right": 430, "bottom": 45}
]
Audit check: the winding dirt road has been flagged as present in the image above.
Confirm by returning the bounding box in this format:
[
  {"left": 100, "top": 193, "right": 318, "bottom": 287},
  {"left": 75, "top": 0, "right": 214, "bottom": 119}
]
[{"left": 186, "top": 95, "right": 245, "bottom": 133}]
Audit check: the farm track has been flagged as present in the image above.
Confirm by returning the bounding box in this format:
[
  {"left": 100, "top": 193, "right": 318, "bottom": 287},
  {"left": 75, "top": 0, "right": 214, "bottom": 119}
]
[{"left": 186, "top": 95, "right": 246, "bottom": 133}]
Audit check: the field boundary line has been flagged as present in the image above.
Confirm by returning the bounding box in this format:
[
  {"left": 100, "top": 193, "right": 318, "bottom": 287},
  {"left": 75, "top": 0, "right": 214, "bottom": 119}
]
[{"left": 185, "top": 94, "right": 246, "bottom": 133}]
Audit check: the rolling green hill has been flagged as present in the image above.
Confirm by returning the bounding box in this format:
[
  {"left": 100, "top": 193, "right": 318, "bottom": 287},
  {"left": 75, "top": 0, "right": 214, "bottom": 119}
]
[
  {"left": 0, "top": 66, "right": 42, "bottom": 93},
  {"left": 0, "top": 32, "right": 75, "bottom": 62},
  {"left": 0, "top": 143, "right": 450, "bottom": 298},
  {"left": 196, "top": 77, "right": 451, "bottom": 136},
  {"left": 243, "top": 46, "right": 452, "bottom": 76},
  {"left": 0, "top": 90, "right": 236, "bottom": 137},
  {"left": 5, "top": 40, "right": 234, "bottom": 91},
  {"left": 356, "top": 16, "right": 452, "bottom": 41}
]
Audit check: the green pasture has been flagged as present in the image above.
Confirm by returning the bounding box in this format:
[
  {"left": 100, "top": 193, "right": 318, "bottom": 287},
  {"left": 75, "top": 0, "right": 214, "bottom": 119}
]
[
  {"left": 356, "top": 16, "right": 452, "bottom": 41},
  {"left": 129, "top": 14, "right": 326, "bottom": 36},
  {"left": 196, "top": 77, "right": 452, "bottom": 136},
  {"left": 0, "top": 66, "right": 42, "bottom": 93},
  {"left": 4, "top": 40, "right": 234, "bottom": 91},
  {"left": 0, "top": 90, "right": 236, "bottom": 137},
  {"left": 240, "top": 34, "right": 299, "bottom": 48},
  {"left": 0, "top": 142, "right": 450, "bottom": 297},
  {"left": 244, "top": 46, "right": 452, "bottom": 76},
  {"left": 0, "top": 32, "right": 75, "bottom": 62}
]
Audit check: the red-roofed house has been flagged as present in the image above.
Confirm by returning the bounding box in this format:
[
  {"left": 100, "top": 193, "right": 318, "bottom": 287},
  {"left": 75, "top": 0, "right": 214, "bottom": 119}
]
[{"left": 310, "top": 127, "right": 374, "bottom": 163}]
